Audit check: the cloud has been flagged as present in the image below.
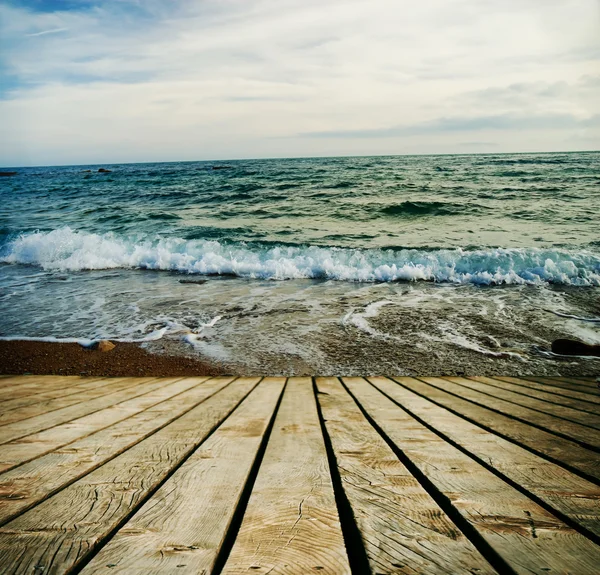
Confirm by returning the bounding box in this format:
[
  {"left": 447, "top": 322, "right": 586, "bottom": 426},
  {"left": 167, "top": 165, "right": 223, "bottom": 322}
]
[
  {"left": 1, "top": 0, "right": 599, "bottom": 165},
  {"left": 25, "top": 27, "right": 68, "bottom": 37},
  {"left": 301, "top": 113, "right": 600, "bottom": 138},
  {"left": 457, "top": 142, "right": 498, "bottom": 148}
]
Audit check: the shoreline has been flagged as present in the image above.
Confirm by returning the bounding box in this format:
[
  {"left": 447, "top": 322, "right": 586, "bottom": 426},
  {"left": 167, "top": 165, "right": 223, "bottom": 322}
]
[
  {"left": 0, "top": 340, "right": 224, "bottom": 378},
  {"left": 1, "top": 339, "right": 598, "bottom": 378}
]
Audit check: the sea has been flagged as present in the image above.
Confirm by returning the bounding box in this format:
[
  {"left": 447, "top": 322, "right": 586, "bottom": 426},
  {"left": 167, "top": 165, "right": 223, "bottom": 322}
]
[{"left": 1, "top": 152, "right": 599, "bottom": 375}]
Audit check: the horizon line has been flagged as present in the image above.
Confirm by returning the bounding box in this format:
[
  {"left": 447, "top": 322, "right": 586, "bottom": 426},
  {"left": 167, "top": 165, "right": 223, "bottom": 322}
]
[{"left": 2, "top": 148, "right": 599, "bottom": 170}]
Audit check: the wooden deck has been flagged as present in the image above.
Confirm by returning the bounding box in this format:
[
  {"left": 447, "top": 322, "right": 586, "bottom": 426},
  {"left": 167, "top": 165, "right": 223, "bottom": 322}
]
[{"left": 0, "top": 375, "right": 598, "bottom": 574}]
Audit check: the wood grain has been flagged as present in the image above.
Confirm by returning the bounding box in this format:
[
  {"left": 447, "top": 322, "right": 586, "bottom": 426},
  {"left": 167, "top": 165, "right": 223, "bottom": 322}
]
[
  {"left": 0, "top": 377, "right": 260, "bottom": 575},
  {"left": 80, "top": 378, "right": 285, "bottom": 575},
  {"left": 0, "top": 377, "right": 204, "bottom": 473},
  {"left": 315, "top": 377, "right": 495, "bottom": 575},
  {"left": 524, "top": 377, "right": 599, "bottom": 395},
  {"left": 426, "top": 377, "right": 600, "bottom": 450},
  {"left": 0, "top": 377, "right": 162, "bottom": 445},
  {"left": 0, "top": 378, "right": 166, "bottom": 427},
  {"left": 470, "top": 376, "right": 600, "bottom": 414},
  {"left": 493, "top": 376, "right": 600, "bottom": 406},
  {"left": 371, "top": 377, "right": 600, "bottom": 538},
  {"left": 220, "top": 377, "right": 351, "bottom": 575},
  {"left": 446, "top": 377, "right": 600, "bottom": 430},
  {"left": 0, "top": 376, "right": 106, "bottom": 402},
  {"left": 554, "top": 377, "right": 599, "bottom": 388},
  {"left": 0, "top": 377, "right": 233, "bottom": 525},
  {"left": 344, "top": 377, "right": 600, "bottom": 575},
  {"left": 399, "top": 377, "right": 600, "bottom": 481},
  {"left": 0, "top": 378, "right": 118, "bottom": 414}
]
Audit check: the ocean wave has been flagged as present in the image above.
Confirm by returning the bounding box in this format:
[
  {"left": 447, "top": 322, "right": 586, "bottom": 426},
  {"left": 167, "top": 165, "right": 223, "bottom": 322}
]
[{"left": 1, "top": 227, "right": 599, "bottom": 285}]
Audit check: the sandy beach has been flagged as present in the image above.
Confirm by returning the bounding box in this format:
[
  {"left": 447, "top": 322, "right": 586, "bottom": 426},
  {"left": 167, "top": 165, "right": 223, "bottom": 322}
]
[
  {"left": 1, "top": 337, "right": 598, "bottom": 378},
  {"left": 0, "top": 340, "right": 221, "bottom": 377}
]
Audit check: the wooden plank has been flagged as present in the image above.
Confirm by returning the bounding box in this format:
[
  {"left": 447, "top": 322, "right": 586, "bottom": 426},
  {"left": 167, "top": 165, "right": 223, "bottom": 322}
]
[
  {"left": 0, "top": 377, "right": 153, "bottom": 427},
  {"left": 0, "top": 377, "right": 165, "bottom": 445},
  {"left": 446, "top": 377, "right": 600, "bottom": 430},
  {"left": 0, "top": 377, "right": 120, "bottom": 414},
  {"left": 220, "top": 377, "right": 351, "bottom": 575},
  {"left": 0, "top": 378, "right": 141, "bottom": 419},
  {"left": 343, "top": 377, "right": 600, "bottom": 575},
  {"left": 315, "top": 377, "right": 495, "bottom": 575},
  {"left": 0, "top": 375, "right": 60, "bottom": 386},
  {"left": 370, "top": 377, "right": 600, "bottom": 538},
  {"left": 80, "top": 378, "right": 286, "bottom": 575},
  {"left": 524, "top": 377, "right": 599, "bottom": 395},
  {"left": 426, "top": 377, "right": 600, "bottom": 451},
  {"left": 0, "top": 375, "right": 83, "bottom": 388},
  {"left": 0, "top": 377, "right": 205, "bottom": 473},
  {"left": 0, "top": 376, "right": 106, "bottom": 402},
  {"left": 494, "top": 377, "right": 600, "bottom": 406},
  {"left": 398, "top": 377, "right": 600, "bottom": 481},
  {"left": 554, "top": 377, "right": 599, "bottom": 388},
  {"left": 471, "top": 376, "right": 600, "bottom": 414},
  {"left": 0, "top": 377, "right": 260, "bottom": 574},
  {"left": 0, "top": 377, "right": 234, "bottom": 525}
]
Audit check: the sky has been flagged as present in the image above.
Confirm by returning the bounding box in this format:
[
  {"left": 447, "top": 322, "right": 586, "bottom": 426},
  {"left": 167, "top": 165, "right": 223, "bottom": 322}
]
[{"left": 0, "top": 0, "right": 599, "bottom": 166}]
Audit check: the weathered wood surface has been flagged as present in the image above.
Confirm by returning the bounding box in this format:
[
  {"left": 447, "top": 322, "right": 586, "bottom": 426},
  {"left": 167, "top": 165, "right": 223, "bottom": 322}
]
[
  {"left": 400, "top": 376, "right": 600, "bottom": 480},
  {"left": 0, "top": 378, "right": 260, "bottom": 574},
  {"left": 469, "top": 375, "right": 600, "bottom": 415},
  {"left": 555, "top": 377, "right": 599, "bottom": 388},
  {"left": 315, "top": 377, "right": 495, "bottom": 575},
  {"left": 0, "top": 378, "right": 233, "bottom": 525},
  {"left": 0, "top": 377, "right": 205, "bottom": 473},
  {"left": 525, "top": 376, "right": 600, "bottom": 394},
  {"left": 0, "top": 377, "right": 119, "bottom": 413},
  {"left": 377, "top": 377, "right": 600, "bottom": 538},
  {"left": 446, "top": 376, "right": 600, "bottom": 430},
  {"left": 493, "top": 376, "right": 600, "bottom": 406},
  {"left": 0, "top": 375, "right": 598, "bottom": 575},
  {"left": 0, "top": 376, "right": 113, "bottom": 403},
  {"left": 221, "top": 377, "right": 351, "bottom": 575},
  {"left": 81, "top": 378, "right": 285, "bottom": 575},
  {"left": 0, "top": 375, "right": 87, "bottom": 390},
  {"left": 0, "top": 377, "right": 168, "bottom": 427},
  {"left": 0, "top": 377, "right": 161, "bottom": 444},
  {"left": 419, "top": 377, "right": 600, "bottom": 451},
  {"left": 344, "top": 377, "right": 600, "bottom": 574}
]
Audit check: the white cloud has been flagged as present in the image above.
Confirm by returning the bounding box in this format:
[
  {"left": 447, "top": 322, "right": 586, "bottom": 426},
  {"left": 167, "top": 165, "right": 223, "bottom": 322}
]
[
  {"left": 25, "top": 27, "right": 68, "bottom": 37},
  {"left": 1, "top": 0, "right": 599, "bottom": 165}
]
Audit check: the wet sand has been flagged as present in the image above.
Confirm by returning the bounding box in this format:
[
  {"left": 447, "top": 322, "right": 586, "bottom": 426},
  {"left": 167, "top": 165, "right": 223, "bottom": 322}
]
[{"left": 0, "top": 340, "right": 223, "bottom": 377}]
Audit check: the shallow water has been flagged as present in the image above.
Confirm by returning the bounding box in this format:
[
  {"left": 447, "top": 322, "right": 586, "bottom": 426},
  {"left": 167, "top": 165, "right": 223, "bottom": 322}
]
[{"left": 1, "top": 153, "right": 599, "bottom": 374}]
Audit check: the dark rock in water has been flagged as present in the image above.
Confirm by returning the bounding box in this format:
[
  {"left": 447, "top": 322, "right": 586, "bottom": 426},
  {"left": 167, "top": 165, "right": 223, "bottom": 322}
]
[
  {"left": 212, "top": 165, "right": 233, "bottom": 170},
  {"left": 179, "top": 279, "right": 208, "bottom": 285},
  {"left": 551, "top": 339, "right": 600, "bottom": 357},
  {"left": 82, "top": 170, "right": 92, "bottom": 173},
  {"left": 98, "top": 168, "right": 112, "bottom": 173},
  {"left": 0, "top": 171, "right": 17, "bottom": 176}
]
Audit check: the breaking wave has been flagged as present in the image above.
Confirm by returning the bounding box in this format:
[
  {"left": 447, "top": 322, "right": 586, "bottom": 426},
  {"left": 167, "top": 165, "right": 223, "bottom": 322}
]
[{"left": 1, "top": 227, "right": 599, "bottom": 286}]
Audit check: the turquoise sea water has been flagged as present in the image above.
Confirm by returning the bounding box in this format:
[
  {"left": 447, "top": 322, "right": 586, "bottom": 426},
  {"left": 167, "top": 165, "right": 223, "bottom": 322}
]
[{"left": 1, "top": 152, "right": 599, "bottom": 374}]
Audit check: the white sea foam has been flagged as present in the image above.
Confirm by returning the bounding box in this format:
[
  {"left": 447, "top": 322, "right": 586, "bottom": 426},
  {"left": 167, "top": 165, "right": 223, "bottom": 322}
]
[
  {"left": 183, "top": 315, "right": 223, "bottom": 346},
  {"left": 2, "top": 227, "right": 600, "bottom": 286},
  {"left": 342, "top": 301, "right": 396, "bottom": 339},
  {"left": 543, "top": 310, "right": 600, "bottom": 323},
  {"left": 0, "top": 331, "right": 167, "bottom": 345}
]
